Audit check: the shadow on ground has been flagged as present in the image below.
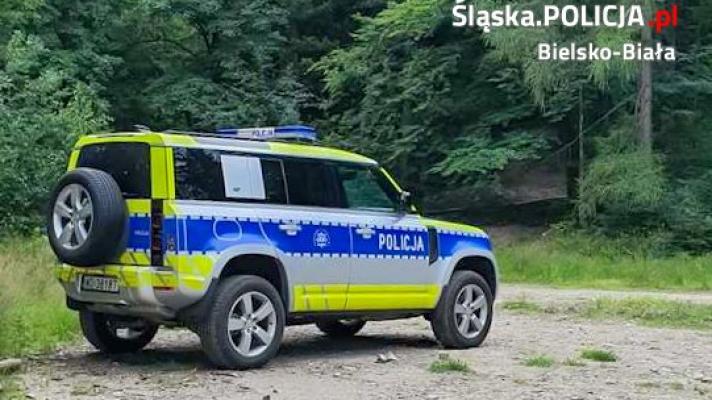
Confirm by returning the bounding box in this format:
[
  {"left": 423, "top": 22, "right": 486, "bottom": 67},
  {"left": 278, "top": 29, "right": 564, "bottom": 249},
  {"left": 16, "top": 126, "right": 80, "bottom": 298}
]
[{"left": 47, "top": 330, "right": 440, "bottom": 372}]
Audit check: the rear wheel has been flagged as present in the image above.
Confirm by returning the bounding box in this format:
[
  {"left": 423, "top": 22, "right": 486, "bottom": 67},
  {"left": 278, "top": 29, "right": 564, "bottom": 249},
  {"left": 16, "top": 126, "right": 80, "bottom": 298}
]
[
  {"left": 431, "top": 271, "right": 493, "bottom": 348},
  {"left": 316, "top": 319, "right": 366, "bottom": 337},
  {"left": 79, "top": 311, "right": 158, "bottom": 353},
  {"left": 199, "top": 276, "right": 285, "bottom": 369}
]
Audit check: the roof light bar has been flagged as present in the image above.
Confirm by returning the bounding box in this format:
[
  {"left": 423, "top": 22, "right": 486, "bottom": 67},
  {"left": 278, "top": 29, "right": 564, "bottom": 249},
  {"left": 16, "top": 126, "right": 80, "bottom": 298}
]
[{"left": 216, "top": 125, "right": 317, "bottom": 142}]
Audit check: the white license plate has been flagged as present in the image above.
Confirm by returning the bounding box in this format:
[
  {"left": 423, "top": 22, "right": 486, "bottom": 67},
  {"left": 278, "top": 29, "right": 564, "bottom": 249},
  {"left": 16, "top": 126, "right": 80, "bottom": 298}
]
[{"left": 81, "top": 276, "right": 119, "bottom": 293}]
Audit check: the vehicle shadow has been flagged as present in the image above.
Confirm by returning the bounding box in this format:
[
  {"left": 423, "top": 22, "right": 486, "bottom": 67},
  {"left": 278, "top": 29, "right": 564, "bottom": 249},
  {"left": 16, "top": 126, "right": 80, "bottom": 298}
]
[{"left": 277, "top": 333, "right": 439, "bottom": 361}]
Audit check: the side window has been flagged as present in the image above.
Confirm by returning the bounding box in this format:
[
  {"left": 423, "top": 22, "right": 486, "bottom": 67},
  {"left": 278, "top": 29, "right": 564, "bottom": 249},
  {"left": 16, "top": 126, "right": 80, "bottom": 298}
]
[
  {"left": 283, "top": 159, "right": 341, "bottom": 208},
  {"left": 77, "top": 143, "right": 151, "bottom": 198},
  {"left": 173, "top": 148, "right": 287, "bottom": 204},
  {"left": 336, "top": 165, "right": 398, "bottom": 212}
]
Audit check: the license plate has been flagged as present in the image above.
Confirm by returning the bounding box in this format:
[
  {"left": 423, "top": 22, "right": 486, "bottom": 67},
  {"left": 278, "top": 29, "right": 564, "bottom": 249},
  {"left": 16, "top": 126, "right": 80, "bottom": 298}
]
[{"left": 81, "top": 275, "right": 119, "bottom": 293}]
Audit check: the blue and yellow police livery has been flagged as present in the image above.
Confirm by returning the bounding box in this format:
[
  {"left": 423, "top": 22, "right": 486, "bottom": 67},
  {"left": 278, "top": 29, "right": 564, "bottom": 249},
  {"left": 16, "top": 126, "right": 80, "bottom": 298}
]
[{"left": 47, "top": 126, "right": 498, "bottom": 369}]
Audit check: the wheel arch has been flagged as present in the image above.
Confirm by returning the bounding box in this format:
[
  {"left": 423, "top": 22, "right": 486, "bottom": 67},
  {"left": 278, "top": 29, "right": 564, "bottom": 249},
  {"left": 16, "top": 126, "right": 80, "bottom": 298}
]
[
  {"left": 217, "top": 253, "right": 289, "bottom": 310},
  {"left": 445, "top": 252, "right": 499, "bottom": 298}
]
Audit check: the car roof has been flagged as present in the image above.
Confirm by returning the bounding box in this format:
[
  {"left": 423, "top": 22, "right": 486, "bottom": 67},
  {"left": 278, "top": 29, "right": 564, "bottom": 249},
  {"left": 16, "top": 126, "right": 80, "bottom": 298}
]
[{"left": 75, "top": 132, "right": 378, "bottom": 166}]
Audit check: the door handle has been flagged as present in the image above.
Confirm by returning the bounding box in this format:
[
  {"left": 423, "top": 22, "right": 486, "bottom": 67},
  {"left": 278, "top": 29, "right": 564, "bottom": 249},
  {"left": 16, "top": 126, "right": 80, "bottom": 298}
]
[
  {"left": 278, "top": 223, "right": 301, "bottom": 236},
  {"left": 355, "top": 227, "right": 375, "bottom": 239}
]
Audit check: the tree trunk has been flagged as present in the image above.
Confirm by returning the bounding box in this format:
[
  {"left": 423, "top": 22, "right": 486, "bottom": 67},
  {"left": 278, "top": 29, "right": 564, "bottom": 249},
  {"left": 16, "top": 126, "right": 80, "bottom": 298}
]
[{"left": 637, "top": 14, "right": 653, "bottom": 151}]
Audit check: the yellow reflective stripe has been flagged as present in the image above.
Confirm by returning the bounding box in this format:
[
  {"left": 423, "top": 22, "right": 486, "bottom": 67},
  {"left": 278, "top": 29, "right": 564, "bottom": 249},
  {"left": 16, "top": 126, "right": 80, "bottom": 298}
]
[
  {"left": 165, "top": 147, "right": 176, "bottom": 199},
  {"left": 151, "top": 147, "right": 169, "bottom": 199},
  {"left": 420, "top": 218, "right": 486, "bottom": 235},
  {"left": 67, "top": 150, "right": 80, "bottom": 170},
  {"left": 163, "top": 200, "right": 180, "bottom": 217},
  {"left": 292, "top": 284, "right": 347, "bottom": 312},
  {"left": 344, "top": 284, "right": 440, "bottom": 310},
  {"left": 159, "top": 134, "right": 197, "bottom": 147},
  {"left": 165, "top": 253, "right": 213, "bottom": 291},
  {"left": 380, "top": 168, "right": 403, "bottom": 192},
  {"left": 75, "top": 133, "right": 164, "bottom": 147},
  {"left": 291, "top": 284, "right": 440, "bottom": 312},
  {"left": 268, "top": 142, "right": 376, "bottom": 165},
  {"left": 55, "top": 264, "right": 205, "bottom": 291},
  {"left": 74, "top": 132, "right": 197, "bottom": 149},
  {"left": 126, "top": 199, "right": 151, "bottom": 214}
]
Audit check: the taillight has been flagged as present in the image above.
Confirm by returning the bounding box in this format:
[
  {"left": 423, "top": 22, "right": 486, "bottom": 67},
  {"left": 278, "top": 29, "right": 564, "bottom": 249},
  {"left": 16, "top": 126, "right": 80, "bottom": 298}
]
[{"left": 151, "top": 200, "right": 164, "bottom": 266}]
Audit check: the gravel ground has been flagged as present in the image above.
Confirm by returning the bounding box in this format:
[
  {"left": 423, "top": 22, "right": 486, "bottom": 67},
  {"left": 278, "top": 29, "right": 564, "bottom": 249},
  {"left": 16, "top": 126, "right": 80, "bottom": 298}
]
[{"left": 20, "top": 286, "right": 712, "bottom": 400}]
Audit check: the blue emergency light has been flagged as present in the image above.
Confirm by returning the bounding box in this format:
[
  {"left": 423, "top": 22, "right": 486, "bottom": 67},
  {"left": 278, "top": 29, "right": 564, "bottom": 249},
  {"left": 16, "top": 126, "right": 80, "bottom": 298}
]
[{"left": 216, "top": 125, "right": 317, "bottom": 142}]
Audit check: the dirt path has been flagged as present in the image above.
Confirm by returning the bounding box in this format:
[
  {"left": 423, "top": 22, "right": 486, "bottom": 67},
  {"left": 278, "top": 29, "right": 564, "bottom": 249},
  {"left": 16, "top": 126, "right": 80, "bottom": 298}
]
[
  {"left": 500, "top": 284, "right": 712, "bottom": 306},
  {"left": 20, "top": 286, "right": 712, "bottom": 400}
]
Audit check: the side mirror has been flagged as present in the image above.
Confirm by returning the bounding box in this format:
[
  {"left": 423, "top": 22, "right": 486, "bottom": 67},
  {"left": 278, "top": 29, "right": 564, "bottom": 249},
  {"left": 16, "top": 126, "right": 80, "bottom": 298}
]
[{"left": 398, "top": 191, "right": 412, "bottom": 214}]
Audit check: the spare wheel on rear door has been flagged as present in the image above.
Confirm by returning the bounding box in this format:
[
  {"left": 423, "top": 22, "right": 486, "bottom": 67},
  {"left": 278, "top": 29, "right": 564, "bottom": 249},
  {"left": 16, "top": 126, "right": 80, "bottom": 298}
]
[{"left": 47, "top": 168, "right": 128, "bottom": 267}]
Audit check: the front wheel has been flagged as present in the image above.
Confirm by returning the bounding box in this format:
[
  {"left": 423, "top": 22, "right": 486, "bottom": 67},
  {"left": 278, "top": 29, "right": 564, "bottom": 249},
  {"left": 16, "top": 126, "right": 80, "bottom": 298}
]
[
  {"left": 199, "top": 276, "right": 285, "bottom": 369},
  {"left": 430, "top": 271, "right": 493, "bottom": 348},
  {"left": 79, "top": 311, "right": 158, "bottom": 353}
]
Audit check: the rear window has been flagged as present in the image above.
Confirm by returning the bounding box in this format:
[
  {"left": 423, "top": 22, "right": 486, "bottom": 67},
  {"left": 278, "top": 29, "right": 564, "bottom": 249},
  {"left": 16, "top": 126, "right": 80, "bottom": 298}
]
[
  {"left": 174, "top": 148, "right": 287, "bottom": 204},
  {"left": 77, "top": 143, "right": 151, "bottom": 198}
]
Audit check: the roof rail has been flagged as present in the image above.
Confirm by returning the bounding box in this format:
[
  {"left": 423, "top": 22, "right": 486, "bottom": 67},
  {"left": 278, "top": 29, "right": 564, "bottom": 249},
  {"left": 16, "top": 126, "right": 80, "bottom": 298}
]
[
  {"left": 134, "top": 124, "right": 152, "bottom": 133},
  {"left": 162, "top": 125, "right": 318, "bottom": 143}
]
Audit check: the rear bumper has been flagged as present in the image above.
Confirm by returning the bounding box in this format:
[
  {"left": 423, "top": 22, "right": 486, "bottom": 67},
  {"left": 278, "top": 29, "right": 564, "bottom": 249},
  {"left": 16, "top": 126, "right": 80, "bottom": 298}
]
[{"left": 56, "top": 264, "right": 209, "bottom": 321}]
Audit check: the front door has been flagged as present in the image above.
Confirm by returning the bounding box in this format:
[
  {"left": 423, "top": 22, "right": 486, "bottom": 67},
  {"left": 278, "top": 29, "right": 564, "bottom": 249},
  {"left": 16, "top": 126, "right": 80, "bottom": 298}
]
[
  {"left": 262, "top": 158, "right": 352, "bottom": 312},
  {"left": 334, "top": 165, "right": 435, "bottom": 311}
]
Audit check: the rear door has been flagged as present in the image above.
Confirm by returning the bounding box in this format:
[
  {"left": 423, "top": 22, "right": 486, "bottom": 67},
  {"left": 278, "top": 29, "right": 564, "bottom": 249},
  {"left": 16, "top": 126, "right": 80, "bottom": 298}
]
[{"left": 75, "top": 143, "right": 153, "bottom": 265}]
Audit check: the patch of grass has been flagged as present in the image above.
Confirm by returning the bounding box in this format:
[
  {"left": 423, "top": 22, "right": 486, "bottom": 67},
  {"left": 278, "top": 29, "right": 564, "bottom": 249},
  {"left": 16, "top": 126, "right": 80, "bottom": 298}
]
[
  {"left": 0, "top": 375, "right": 25, "bottom": 400},
  {"left": 0, "top": 236, "right": 79, "bottom": 357},
  {"left": 498, "top": 234, "right": 712, "bottom": 291},
  {"left": 498, "top": 294, "right": 712, "bottom": 331},
  {"left": 428, "top": 356, "right": 470, "bottom": 373},
  {"left": 582, "top": 297, "right": 712, "bottom": 330},
  {"left": 502, "top": 299, "right": 542, "bottom": 313},
  {"left": 580, "top": 348, "right": 617, "bottom": 362},
  {"left": 523, "top": 355, "right": 554, "bottom": 368},
  {"left": 563, "top": 358, "right": 586, "bottom": 367}
]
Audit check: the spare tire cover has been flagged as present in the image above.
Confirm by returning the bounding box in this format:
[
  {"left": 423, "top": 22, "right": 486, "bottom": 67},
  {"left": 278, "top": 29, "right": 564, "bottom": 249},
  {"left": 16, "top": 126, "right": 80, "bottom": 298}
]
[{"left": 47, "top": 168, "right": 128, "bottom": 267}]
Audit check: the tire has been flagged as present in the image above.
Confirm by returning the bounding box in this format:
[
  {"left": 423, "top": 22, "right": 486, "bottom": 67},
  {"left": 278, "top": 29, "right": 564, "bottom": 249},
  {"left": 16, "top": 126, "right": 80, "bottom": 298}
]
[
  {"left": 431, "top": 271, "right": 493, "bottom": 348},
  {"left": 316, "top": 319, "right": 366, "bottom": 337},
  {"left": 199, "top": 276, "right": 285, "bottom": 370},
  {"left": 79, "top": 311, "right": 158, "bottom": 354},
  {"left": 47, "top": 168, "right": 127, "bottom": 267}
]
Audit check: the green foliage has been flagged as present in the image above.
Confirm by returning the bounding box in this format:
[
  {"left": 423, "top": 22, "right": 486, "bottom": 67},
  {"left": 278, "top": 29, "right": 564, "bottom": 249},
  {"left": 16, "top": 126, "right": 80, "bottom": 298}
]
[
  {"left": 580, "top": 348, "right": 617, "bottom": 362},
  {"left": 502, "top": 299, "right": 542, "bottom": 314},
  {"left": 662, "top": 172, "right": 712, "bottom": 252},
  {"left": 577, "top": 120, "right": 666, "bottom": 230},
  {"left": 583, "top": 298, "right": 712, "bottom": 331},
  {"left": 428, "top": 355, "right": 470, "bottom": 373},
  {"left": 317, "top": 0, "right": 563, "bottom": 197},
  {"left": 0, "top": 31, "right": 110, "bottom": 232},
  {"left": 0, "top": 0, "right": 710, "bottom": 249},
  {"left": 563, "top": 358, "right": 586, "bottom": 367},
  {"left": 498, "top": 233, "right": 712, "bottom": 291},
  {"left": 0, "top": 237, "right": 79, "bottom": 357},
  {"left": 0, "top": 375, "right": 25, "bottom": 400},
  {"left": 523, "top": 355, "right": 554, "bottom": 368}
]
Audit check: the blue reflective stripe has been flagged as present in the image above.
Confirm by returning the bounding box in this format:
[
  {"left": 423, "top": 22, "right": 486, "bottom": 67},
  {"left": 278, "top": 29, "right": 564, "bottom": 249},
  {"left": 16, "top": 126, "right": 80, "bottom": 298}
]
[
  {"left": 437, "top": 232, "right": 492, "bottom": 258},
  {"left": 263, "top": 222, "right": 350, "bottom": 256},
  {"left": 127, "top": 215, "right": 150, "bottom": 250},
  {"left": 153, "top": 215, "right": 491, "bottom": 259},
  {"left": 168, "top": 217, "right": 268, "bottom": 253}
]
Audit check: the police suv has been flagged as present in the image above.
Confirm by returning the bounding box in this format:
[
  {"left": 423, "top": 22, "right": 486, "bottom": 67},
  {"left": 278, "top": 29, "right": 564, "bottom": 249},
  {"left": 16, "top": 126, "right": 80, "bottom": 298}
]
[{"left": 47, "top": 126, "right": 498, "bottom": 369}]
